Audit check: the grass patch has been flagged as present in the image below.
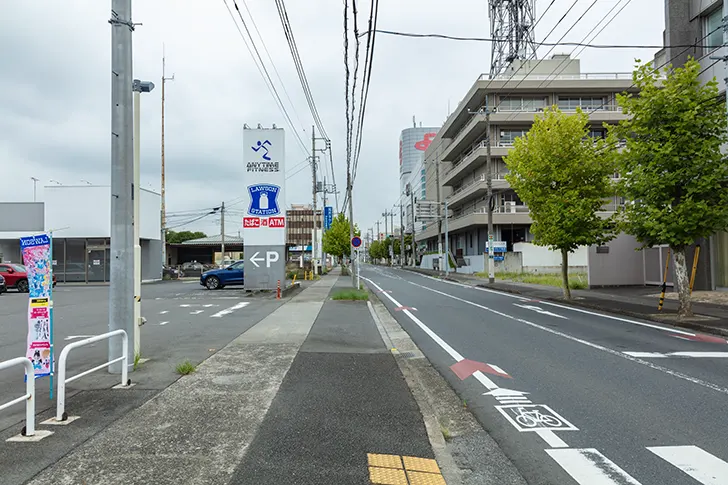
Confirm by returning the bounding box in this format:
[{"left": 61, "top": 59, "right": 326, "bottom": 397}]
[
  {"left": 479, "top": 271, "right": 588, "bottom": 289},
  {"left": 331, "top": 288, "right": 369, "bottom": 301},
  {"left": 175, "top": 360, "right": 196, "bottom": 375},
  {"left": 133, "top": 352, "right": 142, "bottom": 371},
  {"left": 440, "top": 422, "right": 452, "bottom": 442}
]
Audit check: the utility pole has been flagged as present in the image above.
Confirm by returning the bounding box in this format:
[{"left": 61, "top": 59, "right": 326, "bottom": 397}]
[
  {"left": 434, "top": 157, "right": 443, "bottom": 272},
  {"left": 444, "top": 199, "right": 450, "bottom": 277},
  {"left": 399, "top": 203, "right": 405, "bottom": 267},
  {"left": 160, "top": 48, "right": 174, "bottom": 268},
  {"left": 485, "top": 103, "right": 495, "bottom": 283},
  {"left": 311, "top": 126, "right": 318, "bottom": 275},
  {"left": 408, "top": 182, "right": 416, "bottom": 266},
  {"left": 382, "top": 212, "right": 388, "bottom": 241},
  {"left": 376, "top": 220, "right": 381, "bottom": 242},
  {"left": 109, "top": 0, "right": 134, "bottom": 373},
  {"left": 347, "top": 172, "right": 356, "bottom": 288},
  {"left": 220, "top": 201, "right": 225, "bottom": 267}
]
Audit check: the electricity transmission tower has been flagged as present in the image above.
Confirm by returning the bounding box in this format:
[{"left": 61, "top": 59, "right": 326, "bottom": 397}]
[{"left": 489, "top": 0, "right": 537, "bottom": 76}]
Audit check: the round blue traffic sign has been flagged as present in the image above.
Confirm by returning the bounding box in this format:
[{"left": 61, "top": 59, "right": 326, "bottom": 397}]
[{"left": 351, "top": 236, "right": 362, "bottom": 248}]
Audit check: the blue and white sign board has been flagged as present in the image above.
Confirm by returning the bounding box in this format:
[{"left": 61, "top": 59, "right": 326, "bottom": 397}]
[
  {"left": 324, "top": 206, "right": 333, "bottom": 230},
  {"left": 243, "top": 127, "right": 286, "bottom": 289}
]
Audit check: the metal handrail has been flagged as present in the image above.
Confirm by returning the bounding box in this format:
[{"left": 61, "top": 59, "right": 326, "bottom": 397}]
[
  {"left": 0, "top": 357, "right": 35, "bottom": 436},
  {"left": 56, "top": 330, "right": 129, "bottom": 421}
]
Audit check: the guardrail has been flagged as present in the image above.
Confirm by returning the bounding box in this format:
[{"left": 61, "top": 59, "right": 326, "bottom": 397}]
[
  {"left": 0, "top": 357, "right": 35, "bottom": 436},
  {"left": 56, "top": 329, "right": 130, "bottom": 422}
]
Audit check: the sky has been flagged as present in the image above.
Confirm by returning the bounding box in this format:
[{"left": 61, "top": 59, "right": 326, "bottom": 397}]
[{"left": 1, "top": 0, "right": 666, "bottom": 237}]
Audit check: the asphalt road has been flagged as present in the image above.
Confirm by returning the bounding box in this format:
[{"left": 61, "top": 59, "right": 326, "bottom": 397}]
[
  {"left": 0, "top": 280, "right": 283, "bottom": 434},
  {"left": 361, "top": 264, "right": 728, "bottom": 485}
]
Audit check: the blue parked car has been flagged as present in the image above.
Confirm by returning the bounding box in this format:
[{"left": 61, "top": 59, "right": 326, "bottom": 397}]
[{"left": 200, "top": 260, "right": 244, "bottom": 290}]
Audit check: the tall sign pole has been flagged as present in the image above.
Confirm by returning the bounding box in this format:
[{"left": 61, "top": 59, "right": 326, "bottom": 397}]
[
  {"left": 109, "top": 0, "right": 134, "bottom": 373},
  {"left": 311, "top": 126, "right": 318, "bottom": 274},
  {"left": 160, "top": 49, "right": 174, "bottom": 268},
  {"left": 242, "top": 126, "right": 287, "bottom": 289}
]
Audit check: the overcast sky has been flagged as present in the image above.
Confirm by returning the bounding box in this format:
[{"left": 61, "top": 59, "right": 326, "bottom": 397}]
[{"left": 2, "top": 0, "right": 665, "bottom": 237}]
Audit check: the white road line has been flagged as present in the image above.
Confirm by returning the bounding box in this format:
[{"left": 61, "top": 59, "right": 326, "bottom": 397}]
[
  {"left": 625, "top": 351, "right": 728, "bottom": 358},
  {"left": 190, "top": 310, "right": 204, "bottom": 315},
  {"left": 499, "top": 399, "right": 532, "bottom": 404},
  {"left": 537, "top": 300, "right": 697, "bottom": 337},
  {"left": 159, "top": 321, "right": 169, "bottom": 326},
  {"left": 546, "top": 448, "right": 643, "bottom": 485},
  {"left": 210, "top": 301, "right": 249, "bottom": 318},
  {"left": 536, "top": 430, "right": 569, "bottom": 448},
  {"left": 408, "top": 281, "right": 728, "bottom": 396},
  {"left": 647, "top": 445, "right": 728, "bottom": 485},
  {"left": 159, "top": 310, "right": 169, "bottom": 315}
]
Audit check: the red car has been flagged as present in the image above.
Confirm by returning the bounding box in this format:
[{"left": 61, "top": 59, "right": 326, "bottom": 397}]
[{"left": 0, "top": 263, "right": 56, "bottom": 293}]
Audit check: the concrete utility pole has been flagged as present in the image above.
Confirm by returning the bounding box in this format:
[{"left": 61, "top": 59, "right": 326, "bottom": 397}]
[
  {"left": 109, "top": 0, "right": 134, "bottom": 373},
  {"left": 444, "top": 199, "right": 450, "bottom": 277},
  {"left": 220, "top": 201, "right": 225, "bottom": 267},
  {"left": 408, "top": 182, "right": 416, "bottom": 266},
  {"left": 132, "top": 78, "right": 154, "bottom": 358},
  {"left": 382, "top": 212, "right": 388, "bottom": 240},
  {"left": 484, "top": 102, "right": 495, "bottom": 283},
  {"left": 347, "top": 173, "right": 356, "bottom": 288},
  {"left": 376, "top": 220, "right": 381, "bottom": 241},
  {"left": 434, "top": 157, "right": 443, "bottom": 271},
  {"left": 399, "top": 203, "right": 405, "bottom": 266},
  {"left": 311, "top": 126, "right": 318, "bottom": 274},
  {"left": 160, "top": 48, "right": 174, "bottom": 268}
]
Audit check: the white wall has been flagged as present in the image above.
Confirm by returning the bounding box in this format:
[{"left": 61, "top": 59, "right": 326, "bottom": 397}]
[
  {"left": 45, "top": 186, "right": 160, "bottom": 240},
  {"left": 513, "top": 242, "right": 588, "bottom": 268}
]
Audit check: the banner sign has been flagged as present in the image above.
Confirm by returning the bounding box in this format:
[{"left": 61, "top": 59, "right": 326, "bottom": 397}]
[
  {"left": 324, "top": 206, "right": 333, "bottom": 230},
  {"left": 243, "top": 127, "right": 287, "bottom": 289},
  {"left": 20, "top": 234, "right": 53, "bottom": 377}
]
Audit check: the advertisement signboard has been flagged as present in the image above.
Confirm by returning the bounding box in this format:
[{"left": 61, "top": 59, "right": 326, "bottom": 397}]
[
  {"left": 242, "top": 128, "right": 287, "bottom": 289},
  {"left": 20, "top": 234, "right": 53, "bottom": 377},
  {"left": 324, "top": 206, "right": 333, "bottom": 230}
]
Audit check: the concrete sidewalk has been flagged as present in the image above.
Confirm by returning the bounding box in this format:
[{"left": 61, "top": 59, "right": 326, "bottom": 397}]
[
  {"left": 405, "top": 267, "right": 728, "bottom": 337},
  {"left": 22, "top": 272, "right": 507, "bottom": 484}
]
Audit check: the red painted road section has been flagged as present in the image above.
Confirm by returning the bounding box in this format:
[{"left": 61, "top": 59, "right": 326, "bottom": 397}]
[
  {"left": 671, "top": 333, "right": 728, "bottom": 344},
  {"left": 450, "top": 359, "right": 512, "bottom": 380}
]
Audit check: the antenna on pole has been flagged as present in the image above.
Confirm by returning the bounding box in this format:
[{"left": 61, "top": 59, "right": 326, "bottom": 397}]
[{"left": 489, "top": 0, "right": 537, "bottom": 76}]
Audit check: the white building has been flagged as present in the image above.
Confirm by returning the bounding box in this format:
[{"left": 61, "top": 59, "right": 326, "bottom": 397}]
[{"left": 0, "top": 185, "right": 162, "bottom": 283}]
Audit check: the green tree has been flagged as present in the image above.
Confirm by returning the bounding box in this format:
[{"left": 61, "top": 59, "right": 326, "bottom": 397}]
[
  {"left": 166, "top": 230, "right": 207, "bottom": 244},
  {"left": 368, "top": 240, "right": 382, "bottom": 262},
  {"left": 613, "top": 59, "right": 728, "bottom": 317},
  {"left": 505, "top": 107, "right": 618, "bottom": 299},
  {"left": 322, "top": 213, "right": 360, "bottom": 262}
]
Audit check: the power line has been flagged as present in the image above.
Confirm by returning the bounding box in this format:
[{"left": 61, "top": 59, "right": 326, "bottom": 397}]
[{"left": 223, "top": 0, "right": 308, "bottom": 154}]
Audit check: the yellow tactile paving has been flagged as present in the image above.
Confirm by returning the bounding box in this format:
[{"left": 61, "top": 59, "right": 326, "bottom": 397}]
[
  {"left": 369, "top": 466, "right": 408, "bottom": 484},
  {"left": 368, "top": 453, "right": 404, "bottom": 469},
  {"left": 402, "top": 456, "right": 441, "bottom": 474},
  {"left": 406, "top": 470, "right": 447, "bottom": 485}
]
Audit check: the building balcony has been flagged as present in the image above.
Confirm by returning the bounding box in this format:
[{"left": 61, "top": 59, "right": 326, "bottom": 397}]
[
  {"left": 442, "top": 140, "right": 510, "bottom": 185},
  {"left": 446, "top": 172, "right": 511, "bottom": 208}
]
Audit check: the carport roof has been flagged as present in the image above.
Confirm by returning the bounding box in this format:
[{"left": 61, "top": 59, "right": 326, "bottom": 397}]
[{"left": 174, "top": 235, "right": 244, "bottom": 246}]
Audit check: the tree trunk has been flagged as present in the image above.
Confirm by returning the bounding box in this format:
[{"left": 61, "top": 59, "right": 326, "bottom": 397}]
[
  {"left": 672, "top": 245, "right": 693, "bottom": 318},
  {"left": 561, "top": 248, "right": 571, "bottom": 300}
]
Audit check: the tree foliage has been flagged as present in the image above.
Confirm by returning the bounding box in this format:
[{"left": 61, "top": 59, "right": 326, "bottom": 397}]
[
  {"left": 613, "top": 58, "right": 728, "bottom": 316},
  {"left": 322, "top": 213, "right": 360, "bottom": 261},
  {"left": 505, "top": 107, "right": 618, "bottom": 298},
  {"left": 166, "top": 230, "right": 207, "bottom": 244}
]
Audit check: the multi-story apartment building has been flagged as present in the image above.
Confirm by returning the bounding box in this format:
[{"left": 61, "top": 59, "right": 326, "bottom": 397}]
[
  {"left": 286, "top": 204, "right": 321, "bottom": 248},
  {"left": 417, "top": 54, "right": 635, "bottom": 258}
]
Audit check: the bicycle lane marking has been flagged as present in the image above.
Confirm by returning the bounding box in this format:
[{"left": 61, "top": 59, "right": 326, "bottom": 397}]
[{"left": 362, "top": 275, "right": 570, "bottom": 449}]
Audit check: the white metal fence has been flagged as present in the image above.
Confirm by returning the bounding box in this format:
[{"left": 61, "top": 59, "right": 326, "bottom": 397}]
[
  {"left": 0, "top": 357, "right": 36, "bottom": 436},
  {"left": 56, "top": 329, "right": 129, "bottom": 422}
]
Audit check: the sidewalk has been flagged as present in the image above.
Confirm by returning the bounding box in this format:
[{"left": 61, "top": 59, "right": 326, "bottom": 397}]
[
  {"left": 406, "top": 267, "right": 728, "bottom": 337},
  {"left": 20, "top": 271, "right": 522, "bottom": 484}
]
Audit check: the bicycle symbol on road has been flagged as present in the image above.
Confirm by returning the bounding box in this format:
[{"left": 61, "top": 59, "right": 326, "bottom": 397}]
[{"left": 496, "top": 404, "right": 578, "bottom": 432}]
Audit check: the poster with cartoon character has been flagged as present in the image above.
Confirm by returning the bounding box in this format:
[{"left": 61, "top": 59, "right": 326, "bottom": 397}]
[{"left": 20, "top": 234, "right": 53, "bottom": 377}]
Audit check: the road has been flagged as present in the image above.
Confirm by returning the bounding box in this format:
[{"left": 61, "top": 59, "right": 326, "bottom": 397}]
[
  {"left": 361, "top": 264, "right": 728, "bottom": 485},
  {"left": 0, "top": 280, "right": 283, "bottom": 433}
]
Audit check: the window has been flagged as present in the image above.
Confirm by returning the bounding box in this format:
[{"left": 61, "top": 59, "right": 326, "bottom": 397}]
[
  {"left": 705, "top": 8, "right": 723, "bottom": 51},
  {"left": 499, "top": 96, "right": 546, "bottom": 111},
  {"left": 587, "top": 129, "right": 606, "bottom": 140},
  {"left": 499, "top": 129, "right": 528, "bottom": 145},
  {"left": 557, "top": 96, "right": 606, "bottom": 111}
]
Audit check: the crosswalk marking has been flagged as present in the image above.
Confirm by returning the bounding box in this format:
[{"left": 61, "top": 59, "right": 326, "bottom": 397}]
[
  {"left": 546, "top": 448, "right": 642, "bottom": 485},
  {"left": 648, "top": 445, "right": 728, "bottom": 485},
  {"left": 210, "top": 301, "right": 249, "bottom": 318}
]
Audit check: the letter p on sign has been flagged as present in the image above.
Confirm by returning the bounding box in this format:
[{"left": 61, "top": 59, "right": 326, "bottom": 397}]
[{"left": 266, "top": 251, "right": 279, "bottom": 267}]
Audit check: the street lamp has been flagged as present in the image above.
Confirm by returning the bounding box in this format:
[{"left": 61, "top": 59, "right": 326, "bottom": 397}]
[{"left": 132, "top": 79, "right": 155, "bottom": 359}]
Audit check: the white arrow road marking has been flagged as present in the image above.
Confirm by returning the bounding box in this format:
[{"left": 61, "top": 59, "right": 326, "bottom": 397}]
[
  {"left": 159, "top": 310, "right": 169, "bottom": 314},
  {"left": 203, "top": 304, "right": 218, "bottom": 308},
  {"left": 190, "top": 310, "right": 204, "bottom": 315},
  {"left": 249, "top": 252, "right": 264, "bottom": 267},
  {"left": 546, "top": 449, "right": 643, "bottom": 485},
  {"left": 180, "top": 304, "right": 191, "bottom": 308},
  {"left": 64, "top": 335, "right": 95, "bottom": 341},
  {"left": 484, "top": 388, "right": 531, "bottom": 398},
  {"left": 624, "top": 351, "right": 728, "bottom": 358},
  {"left": 160, "top": 321, "right": 169, "bottom": 326},
  {"left": 210, "top": 301, "right": 249, "bottom": 318},
  {"left": 648, "top": 445, "right": 728, "bottom": 485},
  {"left": 514, "top": 303, "right": 567, "bottom": 319}
]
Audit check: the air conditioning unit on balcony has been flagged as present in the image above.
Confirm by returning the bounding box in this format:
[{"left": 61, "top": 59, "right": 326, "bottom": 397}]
[{"left": 505, "top": 201, "right": 516, "bottom": 213}]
